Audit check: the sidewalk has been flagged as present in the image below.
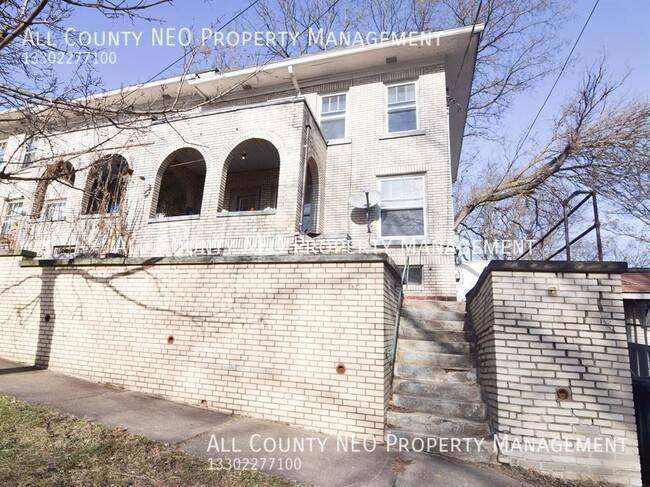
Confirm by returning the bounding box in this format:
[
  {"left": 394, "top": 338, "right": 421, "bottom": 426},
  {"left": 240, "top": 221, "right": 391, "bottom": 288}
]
[{"left": 0, "top": 358, "right": 529, "bottom": 487}]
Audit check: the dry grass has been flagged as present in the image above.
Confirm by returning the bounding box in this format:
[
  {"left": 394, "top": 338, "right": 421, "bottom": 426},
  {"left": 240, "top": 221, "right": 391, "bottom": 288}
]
[{"left": 0, "top": 395, "right": 302, "bottom": 487}]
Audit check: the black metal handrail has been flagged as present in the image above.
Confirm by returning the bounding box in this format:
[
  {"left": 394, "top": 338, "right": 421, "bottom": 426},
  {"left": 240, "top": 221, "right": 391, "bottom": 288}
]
[
  {"left": 389, "top": 257, "right": 409, "bottom": 389},
  {"left": 518, "top": 190, "right": 603, "bottom": 261}
]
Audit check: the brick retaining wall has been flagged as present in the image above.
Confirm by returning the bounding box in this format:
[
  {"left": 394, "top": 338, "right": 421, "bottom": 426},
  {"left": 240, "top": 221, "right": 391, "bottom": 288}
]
[
  {"left": 0, "top": 252, "right": 400, "bottom": 440},
  {"left": 466, "top": 261, "right": 642, "bottom": 486}
]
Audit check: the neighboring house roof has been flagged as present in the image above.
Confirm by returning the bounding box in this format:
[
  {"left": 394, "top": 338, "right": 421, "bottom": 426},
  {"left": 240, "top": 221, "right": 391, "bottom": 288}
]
[
  {"left": 1, "top": 24, "right": 483, "bottom": 179},
  {"left": 622, "top": 270, "right": 650, "bottom": 296}
]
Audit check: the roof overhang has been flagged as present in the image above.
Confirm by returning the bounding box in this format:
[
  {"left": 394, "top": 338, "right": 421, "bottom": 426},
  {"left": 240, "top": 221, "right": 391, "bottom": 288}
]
[{"left": 1, "top": 25, "right": 483, "bottom": 177}]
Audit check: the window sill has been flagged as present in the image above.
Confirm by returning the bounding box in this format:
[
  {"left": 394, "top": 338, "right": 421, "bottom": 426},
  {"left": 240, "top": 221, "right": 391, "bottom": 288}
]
[
  {"left": 327, "top": 138, "right": 351, "bottom": 146},
  {"left": 78, "top": 213, "right": 122, "bottom": 220},
  {"left": 379, "top": 130, "right": 425, "bottom": 140},
  {"left": 148, "top": 214, "right": 200, "bottom": 224},
  {"left": 217, "top": 209, "right": 277, "bottom": 217},
  {"left": 31, "top": 218, "right": 66, "bottom": 224}
]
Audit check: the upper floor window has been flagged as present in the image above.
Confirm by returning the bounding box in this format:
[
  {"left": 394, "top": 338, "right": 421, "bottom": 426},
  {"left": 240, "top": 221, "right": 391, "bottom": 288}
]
[
  {"left": 23, "top": 137, "right": 39, "bottom": 166},
  {"left": 386, "top": 82, "right": 417, "bottom": 133},
  {"left": 43, "top": 200, "right": 66, "bottom": 221},
  {"left": 379, "top": 176, "right": 425, "bottom": 237},
  {"left": 0, "top": 141, "right": 6, "bottom": 163},
  {"left": 1, "top": 200, "right": 24, "bottom": 236},
  {"left": 320, "top": 93, "right": 347, "bottom": 140}
]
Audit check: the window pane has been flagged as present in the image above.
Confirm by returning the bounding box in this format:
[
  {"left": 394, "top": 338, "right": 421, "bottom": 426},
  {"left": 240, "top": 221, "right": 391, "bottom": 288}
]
[
  {"left": 237, "top": 194, "right": 258, "bottom": 211},
  {"left": 405, "top": 83, "right": 415, "bottom": 101},
  {"left": 44, "top": 201, "right": 65, "bottom": 221},
  {"left": 322, "top": 95, "right": 342, "bottom": 113},
  {"left": 380, "top": 178, "right": 423, "bottom": 207},
  {"left": 321, "top": 94, "right": 347, "bottom": 140},
  {"left": 8, "top": 202, "right": 23, "bottom": 216},
  {"left": 323, "top": 94, "right": 346, "bottom": 114},
  {"left": 388, "top": 83, "right": 415, "bottom": 105},
  {"left": 23, "top": 138, "right": 38, "bottom": 166},
  {"left": 322, "top": 119, "right": 345, "bottom": 140},
  {"left": 1, "top": 201, "right": 23, "bottom": 236},
  {"left": 381, "top": 208, "right": 424, "bottom": 236},
  {"left": 397, "top": 265, "right": 423, "bottom": 285},
  {"left": 388, "top": 109, "right": 417, "bottom": 132}
]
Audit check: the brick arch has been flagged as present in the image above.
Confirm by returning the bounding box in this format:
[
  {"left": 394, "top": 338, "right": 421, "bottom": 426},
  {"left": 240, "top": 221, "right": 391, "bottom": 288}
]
[
  {"left": 31, "top": 160, "right": 76, "bottom": 218},
  {"left": 150, "top": 147, "right": 207, "bottom": 218},
  {"left": 218, "top": 138, "right": 282, "bottom": 212},
  {"left": 82, "top": 154, "right": 131, "bottom": 215}
]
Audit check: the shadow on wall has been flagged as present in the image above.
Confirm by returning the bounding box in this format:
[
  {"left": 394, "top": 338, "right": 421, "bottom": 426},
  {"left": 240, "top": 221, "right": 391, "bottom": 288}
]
[
  {"left": 32, "top": 258, "right": 170, "bottom": 370},
  {"left": 350, "top": 207, "right": 379, "bottom": 229},
  {"left": 36, "top": 266, "right": 55, "bottom": 369}
]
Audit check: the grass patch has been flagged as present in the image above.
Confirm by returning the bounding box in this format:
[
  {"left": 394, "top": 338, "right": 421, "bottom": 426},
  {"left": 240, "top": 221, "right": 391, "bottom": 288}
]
[{"left": 0, "top": 395, "right": 302, "bottom": 487}]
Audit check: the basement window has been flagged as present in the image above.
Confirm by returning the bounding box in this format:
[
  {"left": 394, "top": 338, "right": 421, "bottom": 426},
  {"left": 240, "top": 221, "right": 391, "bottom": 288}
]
[{"left": 397, "top": 265, "right": 423, "bottom": 285}]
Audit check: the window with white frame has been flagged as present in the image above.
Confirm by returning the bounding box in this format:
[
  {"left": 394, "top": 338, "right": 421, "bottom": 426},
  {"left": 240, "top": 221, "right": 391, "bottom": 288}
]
[
  {"left": 379, "top": 176, "right": 425, "bottom": 237},
  {"left": 0, "top": 141, "right": 6, "bottom": 163},
  {"left": 43, "top": 200, "right": 66, "bottom": 221},
  {"left": 23, "top": 137, "right": 39, "bottom": 166},
  {"left": 386, "top": 82, "right": 417, "bottom": 133},
  {"left": 320, "top": 93, "right": 347, "bottom": 140},
  {"left": 1, "top": 200, "right": 24, "bottom": 236}
]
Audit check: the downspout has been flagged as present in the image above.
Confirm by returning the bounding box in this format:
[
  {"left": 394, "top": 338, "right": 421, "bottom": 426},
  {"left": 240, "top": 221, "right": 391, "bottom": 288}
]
[{"left": 288, "top": 65, "right": 301, "bottom": 96}]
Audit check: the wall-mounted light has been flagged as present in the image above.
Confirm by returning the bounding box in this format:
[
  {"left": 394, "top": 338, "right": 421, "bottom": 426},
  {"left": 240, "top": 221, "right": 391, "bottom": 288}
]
[{"left": 241, "top": 153, "right": 247, "bottom": 160}]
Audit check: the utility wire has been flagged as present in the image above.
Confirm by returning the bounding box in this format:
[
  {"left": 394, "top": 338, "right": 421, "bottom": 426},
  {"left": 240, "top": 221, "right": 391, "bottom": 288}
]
[
  {"left": 512, "top": 0, "right": 600, "bottom": 159},
  {"left": 144, "top": 0, "right": 262, "bottom": 84}
]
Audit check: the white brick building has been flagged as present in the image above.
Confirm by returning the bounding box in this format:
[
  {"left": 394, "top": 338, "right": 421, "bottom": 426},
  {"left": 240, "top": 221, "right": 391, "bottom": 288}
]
[{"left": 0, "top": 26, "right": 481, "bottom": 299}]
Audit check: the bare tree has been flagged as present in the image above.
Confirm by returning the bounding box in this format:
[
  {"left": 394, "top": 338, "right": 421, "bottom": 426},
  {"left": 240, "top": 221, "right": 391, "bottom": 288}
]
[{"left": 455, "top": 61, "right": 650, "bottom": 263}]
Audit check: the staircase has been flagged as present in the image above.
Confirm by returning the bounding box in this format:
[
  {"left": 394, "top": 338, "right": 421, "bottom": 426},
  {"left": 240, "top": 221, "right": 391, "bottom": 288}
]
[{"left": 386, "top": 299, "right": 494, "bottom": 462}]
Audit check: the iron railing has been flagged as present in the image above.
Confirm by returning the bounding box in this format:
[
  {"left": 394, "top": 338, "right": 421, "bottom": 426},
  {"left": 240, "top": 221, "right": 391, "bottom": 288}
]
[
  {"left": 518, "top": 190, "right": 603, "bottom": 261},
  {"left": 389, "top": 257, "right": 409, "bottom": 389}
]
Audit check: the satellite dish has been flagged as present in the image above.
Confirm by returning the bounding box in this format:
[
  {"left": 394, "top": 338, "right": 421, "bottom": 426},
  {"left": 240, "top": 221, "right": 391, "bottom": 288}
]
[
  {"left": 348, "top": 190, "right": 381, "bottom": 233},
  {"left": 348, "top": 190, "right": 381, "bottom": 209}
]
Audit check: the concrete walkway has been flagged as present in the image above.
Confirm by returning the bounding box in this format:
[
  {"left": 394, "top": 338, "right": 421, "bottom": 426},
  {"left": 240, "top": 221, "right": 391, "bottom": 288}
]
[{"left": 0, "top": 358, "right": 531, "bottom": 486}]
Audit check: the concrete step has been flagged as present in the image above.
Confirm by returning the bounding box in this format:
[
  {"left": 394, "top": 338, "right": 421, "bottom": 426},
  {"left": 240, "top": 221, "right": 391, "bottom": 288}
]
[
  {"left": 403, "top": 299, "right": 466, "bottom": 314},
  {"left": 392, "top": 378, "right": 481, "bottom": 402},
  {"left": 392, "top": 394, "right": 487, "bottom": 421},
  {"left": 397, "top": 338, "right": 470, "bottom": 355},
  {"left": 395, "top": 363, "right": 477, "bottom": 383},
  {"left": 384, "top": 429, "right": 496, "bottom": 463},
  {"left": 387, "top": 410, "right": 490, "bottom": 437},
  {"left": 396, "top": 350, "right": 473, "bottom": 367},
  {"left": 401, "top": 307, "right": 466, "bottom": 323},
  {"left": 399, "top": 327, "right": 473, "bottom": 343},
  {"left": 401, "top": 313, "right": 467, "bottom": 332}
]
